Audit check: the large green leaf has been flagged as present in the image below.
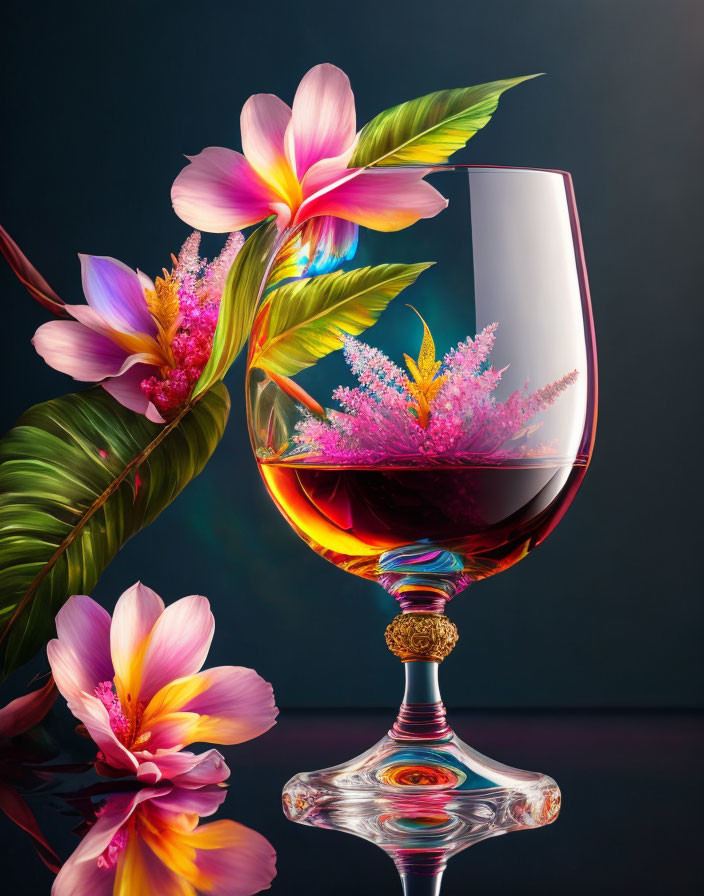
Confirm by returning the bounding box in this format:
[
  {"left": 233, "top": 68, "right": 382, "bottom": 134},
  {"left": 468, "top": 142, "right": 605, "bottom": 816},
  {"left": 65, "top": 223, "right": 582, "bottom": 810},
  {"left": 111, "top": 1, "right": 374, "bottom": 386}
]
[
  {"left": 350, "top": 75, "right": 540, "bottom": 168},
  {"left": 193, "top": 219, "right": 279, "bottom": 396},
  {"left": 0, "top": 384, "right": 230, "bottom": 680},
  {"left": 251, "top": 262, "right": 432, "bottom": 377}
]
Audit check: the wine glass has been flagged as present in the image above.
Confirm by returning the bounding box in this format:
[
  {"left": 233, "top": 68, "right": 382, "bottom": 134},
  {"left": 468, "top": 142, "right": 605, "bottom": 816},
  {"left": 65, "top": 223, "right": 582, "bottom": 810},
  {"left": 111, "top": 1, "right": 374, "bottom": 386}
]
[{"left": 246, "top": 165, "right": 596, "bottom": 880}]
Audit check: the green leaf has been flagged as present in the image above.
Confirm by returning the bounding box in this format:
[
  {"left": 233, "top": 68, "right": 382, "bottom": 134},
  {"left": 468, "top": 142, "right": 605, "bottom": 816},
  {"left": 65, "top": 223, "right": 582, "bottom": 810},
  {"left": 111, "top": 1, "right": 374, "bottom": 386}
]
[
  {"left": 350, "top": 75, "right": 540, "bottom": 168},
  {"left": 0, "top": 384, "right": 230, "bottom": 680},
  {"left": 251, "top": 262, "right": 432, "bottom": 377},
  {"left": 193, "top": 218, "right": 279, "bottom": 396}
]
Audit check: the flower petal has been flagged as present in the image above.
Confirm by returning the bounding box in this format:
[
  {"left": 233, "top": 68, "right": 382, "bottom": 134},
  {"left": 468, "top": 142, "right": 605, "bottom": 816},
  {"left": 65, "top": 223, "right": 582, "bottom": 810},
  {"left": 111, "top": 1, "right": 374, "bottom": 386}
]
[
  {"left": 298, "top": 215, "right": 359, "bottom": 276},
  {"left": 170, "top": 750, "right": 232, "bottom": 787},
  {"left": 171, "top": 148, "right": 279, "bottom": 232},
  {"left": 51, "top": 595, "right": 113, "bottom": 694},
  {"left": 300, "top": 164, "right": 449, "bottom": 232},
  {"left": 289, "top": 63, "right": 356, "bottom": 178},
  {"left": 145, "top": 666, "right": 277, "bottom": 747},
  {"left": 113, "top": 828, "right": 177, "bottom": 896},
  {"left": 150, "top": 784, "right": 227, "bottom": 818},
  {"left": 32, "top": 320, "right": 132, "bottom": 381},
  {"left": 63, "top": 789, "right": 166, "bottom": 866},
  {"left": 65, "top": 304, "right": 164, "bottom": 362},
  {"left": 0, "top": 678, "right": 57, "bottom": 739},
  {"left": 110, "top": 582, "right": 165, "bottom": 705},
  {"left": 241, "top": 93, "right": 300, "bottom": 206},
  {"left": 179, "top": 819, "right": 277, "bottom": 896},
  {"left": 80, "top": 255, "right": 156, "bottom": 336},
  {"left": 52, "top": 844, "right": 116, "bottom": 896},
  {"left": 137, "top": 270, "right": 155, "bottom": 294},
  {"left": 137, "top": 595, "right": 214, "bottom": 701},
  {"left": 135, "top": 748, "right": 230, "bottom": 786},
  {"left": 102, "top": 364, "right": 165, "bottom": 423},
  {"left": 138, "top": 712, "right": 199, "bottom": 752},
  {"left": 62, "top": 691, "right": 138, "bottom": 772}
]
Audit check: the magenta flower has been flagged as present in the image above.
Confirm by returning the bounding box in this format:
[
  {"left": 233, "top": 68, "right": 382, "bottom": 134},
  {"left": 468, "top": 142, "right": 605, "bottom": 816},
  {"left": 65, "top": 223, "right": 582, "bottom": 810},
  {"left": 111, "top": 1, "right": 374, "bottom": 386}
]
[
  {"left": 52, "top": 785, "right": 276, "bottom": 896},
  {"left": 171, "top": 63, "right": 447, "bottom": 271},
  {"left": 32, "top": 232, "right": 242, "bottom": 421},
  {"left": 47, "top": 583, "right": 277, "bottom": 785}
]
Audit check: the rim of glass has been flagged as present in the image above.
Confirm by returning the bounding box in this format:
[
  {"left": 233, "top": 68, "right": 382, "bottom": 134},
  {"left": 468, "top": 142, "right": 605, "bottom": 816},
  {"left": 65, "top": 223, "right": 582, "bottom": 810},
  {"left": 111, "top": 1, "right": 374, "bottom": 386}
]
[{"left": 367, "top": 163, "right": 572, "bottom": 177}]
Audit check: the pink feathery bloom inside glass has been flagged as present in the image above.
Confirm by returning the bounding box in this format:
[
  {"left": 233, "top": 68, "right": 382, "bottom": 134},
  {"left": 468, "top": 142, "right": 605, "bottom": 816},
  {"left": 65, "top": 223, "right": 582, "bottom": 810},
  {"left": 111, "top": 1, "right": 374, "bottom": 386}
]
[
  {"left": 46, "top": 583, "right": 278, "bottom": 786},
  {"left": 171, "top": 62, "right": 448, "bottom": 275},
  {"left": 32, "top": 232, "right": 242, "bottom": 422},
  {"left": 52, "top": 785, "right": 277, "bottom": 896},
  {"left": 293, "top": 327, "right": 578, "bottom": 465}
]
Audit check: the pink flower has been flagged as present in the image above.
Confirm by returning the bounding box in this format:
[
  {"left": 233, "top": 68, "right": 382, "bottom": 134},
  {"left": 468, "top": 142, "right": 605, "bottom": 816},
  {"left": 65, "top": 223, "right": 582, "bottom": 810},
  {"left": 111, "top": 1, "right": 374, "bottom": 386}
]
[
  {"left": 52, "top": 785, "right": 276, "bottom": 896},
  {"left": 32, "top": 232, "right": 243, "bottom": 421},
  {"left": 171, "top": 63, "right": 447, "bottom": 273},
  {"left": 47, "top": 583, "right": 277, "bottom": 785},
  {"left": 293, "top": 327, "right": 578, "bottom": 464}
]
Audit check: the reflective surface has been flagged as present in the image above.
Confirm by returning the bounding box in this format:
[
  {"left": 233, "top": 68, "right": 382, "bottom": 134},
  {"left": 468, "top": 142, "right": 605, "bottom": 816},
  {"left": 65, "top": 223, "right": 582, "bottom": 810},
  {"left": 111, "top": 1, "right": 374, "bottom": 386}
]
[{"left": 3, "top": 708, "right": 701, "bottom": 894}]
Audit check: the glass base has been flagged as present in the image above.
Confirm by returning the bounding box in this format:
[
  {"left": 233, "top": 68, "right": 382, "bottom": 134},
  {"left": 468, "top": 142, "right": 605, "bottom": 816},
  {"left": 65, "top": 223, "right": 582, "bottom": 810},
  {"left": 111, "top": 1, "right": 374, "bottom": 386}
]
[{"left": 282, "top": 727, "right": 561, "bottom": 862}]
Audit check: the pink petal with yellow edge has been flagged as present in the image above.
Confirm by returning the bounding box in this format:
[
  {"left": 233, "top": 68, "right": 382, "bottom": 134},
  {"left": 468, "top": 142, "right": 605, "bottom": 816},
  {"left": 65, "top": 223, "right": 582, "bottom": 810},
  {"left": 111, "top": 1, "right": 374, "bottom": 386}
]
[
  {"left": 138, "top": 711, "right": 200, "bottom": 752},
  {"left": 32, "top": 320, "right": 133, "bottom": 381},
  {"left": 179, "top": 819, "right": 277, "bottom": 896},
  {"left": 300, "top": 164, "right": 449, "bottom": 232},
  {"left": 137, "top": 595, "right": 214, "bottom": 701},
  {"left": 135, "top": 748, "right": 230, "bottom": 786},
  {"left": 141, "top": 665, "right": 276, "bottom": 747},
  {"left": 80, "top": 255, "right": 157, "bottom": 336},
  {"left": 53, "top": 595, "right": 113, "bottom": 692},
  {"left": 288, "top": 63, "right": 356, "bottom": 179},
  {"left": 171, "top": 147, "right": 276, "bottom": 232},
  {"left": 110, "top": 582, "right": 165, "bottom": 704},
  {"left": 241, "top": 93, "right": 300, "bottom": 207},
  {"left": 182, "top": 666, "right": 278, "bottom": 745},
  {"left": 102, "top": 364, "right": 165, "bottom": 423}
]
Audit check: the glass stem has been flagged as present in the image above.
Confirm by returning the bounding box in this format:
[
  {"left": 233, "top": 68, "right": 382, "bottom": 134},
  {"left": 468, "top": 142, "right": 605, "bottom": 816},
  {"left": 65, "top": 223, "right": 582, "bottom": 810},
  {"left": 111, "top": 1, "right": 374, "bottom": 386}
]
[
  {"left": 391, "top": 661, "right": 451, "bottom": 741},
  {"left": 396, "top": 854, "right": 447, "bottom": 895}
]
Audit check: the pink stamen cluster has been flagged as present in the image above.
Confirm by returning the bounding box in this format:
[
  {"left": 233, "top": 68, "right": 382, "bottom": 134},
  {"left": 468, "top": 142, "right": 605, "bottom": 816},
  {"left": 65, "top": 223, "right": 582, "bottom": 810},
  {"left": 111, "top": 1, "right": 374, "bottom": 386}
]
[
  {"left": 95, "top": 680, "right": 130, "bottom": 744},
  {"left": 293, "top": 325, "right": 578, "bottom": 464},
  {"left": 96, "top": 826, "right": 128, "bottom": 870},
  {"left": 141, "top": 231, "right": 244, "bottom": 415}
]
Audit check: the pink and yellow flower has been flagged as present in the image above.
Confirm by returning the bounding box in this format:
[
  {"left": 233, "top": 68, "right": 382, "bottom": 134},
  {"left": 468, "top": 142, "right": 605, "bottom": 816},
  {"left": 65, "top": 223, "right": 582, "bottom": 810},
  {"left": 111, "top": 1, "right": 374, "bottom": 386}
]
[
  {"left": 47, "top": 583, "right": 277, "bottom": 785},
  {"left": 52, "top": 785, "right": 276, "bottom": 896},
  {"left": 171, "top": 63, "right": 448, "bottom": 271},
  {"left": 32, "top": 232, "right": 242, "bottom": 421}
]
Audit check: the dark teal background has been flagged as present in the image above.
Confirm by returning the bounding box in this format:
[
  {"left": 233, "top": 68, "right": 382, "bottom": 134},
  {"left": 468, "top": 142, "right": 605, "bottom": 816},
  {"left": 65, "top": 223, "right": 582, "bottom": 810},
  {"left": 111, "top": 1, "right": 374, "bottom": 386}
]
[{"left": 1, "top": 0, "right": 702, "bottom": 708}]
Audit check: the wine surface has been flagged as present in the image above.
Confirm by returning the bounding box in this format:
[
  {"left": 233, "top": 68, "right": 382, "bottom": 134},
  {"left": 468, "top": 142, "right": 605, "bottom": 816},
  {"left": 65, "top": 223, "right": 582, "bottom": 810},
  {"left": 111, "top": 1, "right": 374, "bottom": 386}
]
[{"left": 259, "top": 458, "right": 588, "bottom": 582}]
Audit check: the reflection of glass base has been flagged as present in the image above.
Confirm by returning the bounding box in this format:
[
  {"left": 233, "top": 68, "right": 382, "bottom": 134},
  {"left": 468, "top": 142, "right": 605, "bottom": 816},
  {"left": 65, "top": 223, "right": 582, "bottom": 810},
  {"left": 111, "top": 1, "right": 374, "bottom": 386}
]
[{"left": 282, "top": 729, "right": 561, "bottom": 865}]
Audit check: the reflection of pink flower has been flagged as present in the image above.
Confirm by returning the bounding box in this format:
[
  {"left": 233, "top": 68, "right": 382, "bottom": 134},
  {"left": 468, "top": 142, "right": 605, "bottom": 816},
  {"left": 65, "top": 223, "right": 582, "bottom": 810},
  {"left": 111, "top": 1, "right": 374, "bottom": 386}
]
[
  {"left": 172, "top": 63, "right": 447, "bottom": 274},
  {"left": 47, "top": 583, "right": 277, "bottom": 785},
  {"left": 32, "top": 233, "right": 242, "bottom": 421},
  {"left": 294, "top": 327, "right": 578, "bottom": 464},
  {"left": 52, "top": 785, "right": 276, "bottom": 896}
]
